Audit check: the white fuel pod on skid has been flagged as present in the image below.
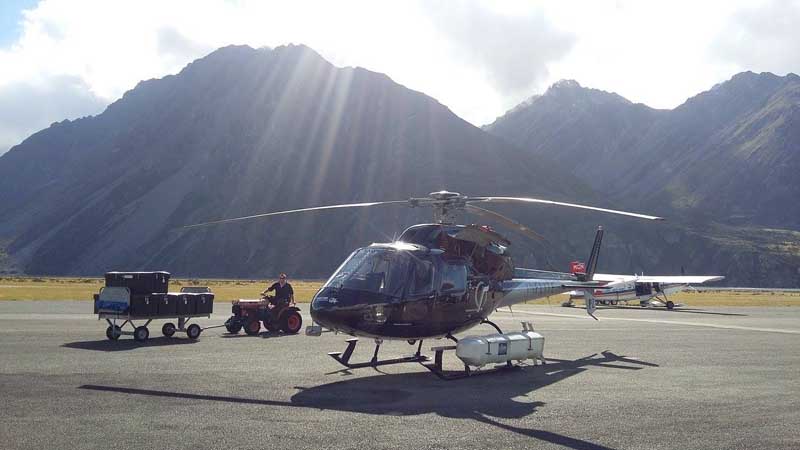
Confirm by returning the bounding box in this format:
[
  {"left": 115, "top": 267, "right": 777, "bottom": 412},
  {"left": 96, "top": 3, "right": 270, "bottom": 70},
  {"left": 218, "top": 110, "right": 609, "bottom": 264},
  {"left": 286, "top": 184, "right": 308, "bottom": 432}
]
[{"left": 456, "top": 331, "right": 545, "bottom": 368}]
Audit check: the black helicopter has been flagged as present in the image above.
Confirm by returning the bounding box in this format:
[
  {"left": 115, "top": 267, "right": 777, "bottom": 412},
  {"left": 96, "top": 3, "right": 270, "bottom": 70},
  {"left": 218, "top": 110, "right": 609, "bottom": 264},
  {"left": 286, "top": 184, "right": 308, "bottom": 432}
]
[{"left": 185, "top": 191, "right": 661, "bottom": 371}]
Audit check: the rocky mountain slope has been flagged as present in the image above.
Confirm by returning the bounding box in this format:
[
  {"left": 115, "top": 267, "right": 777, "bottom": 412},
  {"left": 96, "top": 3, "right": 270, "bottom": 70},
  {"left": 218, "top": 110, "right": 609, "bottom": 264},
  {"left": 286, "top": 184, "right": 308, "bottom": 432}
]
[
  {"left": 1, "top": 46, "right": 798, "bottom": 286},
  {"left": 485, "top": 73, "right": 800, "bottom": 229},
  {"left": 0, "top": 45, "right": 603, "bottom": 278}
]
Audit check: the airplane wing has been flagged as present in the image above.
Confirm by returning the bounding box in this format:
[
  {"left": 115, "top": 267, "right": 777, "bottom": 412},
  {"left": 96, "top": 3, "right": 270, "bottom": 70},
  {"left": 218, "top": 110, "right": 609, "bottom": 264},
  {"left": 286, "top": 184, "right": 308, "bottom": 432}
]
[
  {"left": 633, "top": 275, "right": 725, "bottom": 284},
  {"left": 592, "top": 273, "right": 635, "bottom": 282}
]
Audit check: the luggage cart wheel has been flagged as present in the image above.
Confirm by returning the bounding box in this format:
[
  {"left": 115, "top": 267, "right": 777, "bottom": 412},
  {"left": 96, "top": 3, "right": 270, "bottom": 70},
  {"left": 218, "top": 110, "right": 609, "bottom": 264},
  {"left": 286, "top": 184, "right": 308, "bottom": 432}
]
[
  {"left": 162, "top": 322, "right": 176, "bottom": 337},
  {"left": 186, "top": 324, "right": 202, "bottom": 340},
  {"left": 133, "top": 326, "right": 149, "bottom": 342},
  {"left": 106, "top": 325, "right": 121, "bottom": 340}
]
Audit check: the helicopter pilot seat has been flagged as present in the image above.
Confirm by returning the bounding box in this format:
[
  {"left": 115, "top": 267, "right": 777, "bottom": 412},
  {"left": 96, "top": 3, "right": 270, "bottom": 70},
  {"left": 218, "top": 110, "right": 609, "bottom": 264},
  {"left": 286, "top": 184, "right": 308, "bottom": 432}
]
[{"left": 364, "top": 272, "right": 385, "bottom": 292}]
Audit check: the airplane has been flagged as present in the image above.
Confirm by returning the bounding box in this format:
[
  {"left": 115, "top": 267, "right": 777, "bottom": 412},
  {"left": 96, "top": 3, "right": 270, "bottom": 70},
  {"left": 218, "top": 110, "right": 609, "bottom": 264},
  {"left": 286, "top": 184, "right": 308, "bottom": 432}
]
[
  {"left": 562, "top": 264, "right": 724, "bottom": 310},
  {"left": 185, "top": 190, "right": 663, "bottom": 377}
]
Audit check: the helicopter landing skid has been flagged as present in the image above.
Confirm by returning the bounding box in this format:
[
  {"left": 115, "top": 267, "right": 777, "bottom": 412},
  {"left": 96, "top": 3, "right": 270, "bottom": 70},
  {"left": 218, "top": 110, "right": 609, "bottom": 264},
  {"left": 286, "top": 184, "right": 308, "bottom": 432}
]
[
  {"left": 421, "top": 343, "right": 519, "bottom": 380},
  {"left": 328, "top": 338, "right": 429, "bottom": 369}
]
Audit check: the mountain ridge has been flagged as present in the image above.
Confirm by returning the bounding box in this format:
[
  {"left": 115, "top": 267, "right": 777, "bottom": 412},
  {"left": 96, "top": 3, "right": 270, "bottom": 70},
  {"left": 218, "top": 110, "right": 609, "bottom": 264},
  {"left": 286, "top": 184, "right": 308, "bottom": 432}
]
[
  {"left": 485, "top": 71, "right": 800, "bottom": 230},
  {"left": 0, "top": 46, "right": 798, "bottom": 286},
  {"left": 0, "top": 44, "right": 605, "bottom": 278}
]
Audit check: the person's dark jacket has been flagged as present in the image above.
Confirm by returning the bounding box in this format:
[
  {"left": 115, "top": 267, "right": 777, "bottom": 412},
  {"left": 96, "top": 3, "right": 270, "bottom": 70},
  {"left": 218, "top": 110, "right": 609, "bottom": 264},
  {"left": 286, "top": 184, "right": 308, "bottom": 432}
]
[{"left": 267, "top": 282, "right": 294, "bottom": 302}]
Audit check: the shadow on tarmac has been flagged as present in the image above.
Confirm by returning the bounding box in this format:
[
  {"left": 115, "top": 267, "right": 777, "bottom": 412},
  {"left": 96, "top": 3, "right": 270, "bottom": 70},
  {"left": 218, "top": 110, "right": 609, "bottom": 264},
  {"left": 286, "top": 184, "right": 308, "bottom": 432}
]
[
  {"left": 79, "top": 351, "right": 657, "bottom": 450},
  {"left": 62, "top": 337, "right": 199, "bottom": 351},
  {"left": 219, "top": 331, "right": 296, "bottom": 339},
  {"left": 588, "top": 305, "right": 748, "bottom": 317}
]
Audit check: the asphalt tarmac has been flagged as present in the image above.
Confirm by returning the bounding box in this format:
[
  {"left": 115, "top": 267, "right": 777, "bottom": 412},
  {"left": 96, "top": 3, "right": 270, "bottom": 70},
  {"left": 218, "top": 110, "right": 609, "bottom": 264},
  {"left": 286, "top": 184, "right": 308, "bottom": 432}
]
[{"left": 1, "top": 301, "right": 798, "bottom": 450}]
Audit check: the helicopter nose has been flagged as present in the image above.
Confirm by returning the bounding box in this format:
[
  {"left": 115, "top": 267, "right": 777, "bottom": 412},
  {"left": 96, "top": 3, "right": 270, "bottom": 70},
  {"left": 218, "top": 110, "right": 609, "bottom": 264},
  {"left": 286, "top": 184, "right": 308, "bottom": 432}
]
[{"left": 310, "top": 293, "right": 339, "bottom": 328}]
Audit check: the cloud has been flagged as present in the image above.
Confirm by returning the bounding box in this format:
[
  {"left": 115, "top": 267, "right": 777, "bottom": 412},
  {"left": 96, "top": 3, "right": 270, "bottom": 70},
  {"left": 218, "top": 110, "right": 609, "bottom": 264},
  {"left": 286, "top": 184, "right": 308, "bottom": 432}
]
[
  {"left": 0, "top": 75, "right": 106, "bottom": 154},
  {"left": 1, "top": 0, "right": 797, "bottom": 135},
  {"left": 156, "top": 27, "right": 215, "bottom": 65},
  {"left": 712, "top": 0, "right": 800, "bottom": 74},
  {"left": 422, "top": 1, "right": 576, "bottom": 95}
]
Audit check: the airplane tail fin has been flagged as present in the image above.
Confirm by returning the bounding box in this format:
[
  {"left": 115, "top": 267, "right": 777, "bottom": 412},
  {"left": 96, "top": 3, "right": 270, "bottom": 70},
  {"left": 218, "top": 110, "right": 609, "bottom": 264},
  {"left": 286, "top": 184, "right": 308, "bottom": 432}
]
[{"left": 581, "top": 226, "right": 603, "bottom": 282}]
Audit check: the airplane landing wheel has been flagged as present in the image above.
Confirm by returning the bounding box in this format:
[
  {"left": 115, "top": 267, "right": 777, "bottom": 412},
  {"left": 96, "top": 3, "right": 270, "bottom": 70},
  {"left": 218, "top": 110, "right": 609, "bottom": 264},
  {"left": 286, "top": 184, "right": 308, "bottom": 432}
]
[{"left": 666, "top": 300, "right": 675, "bottom": 310}]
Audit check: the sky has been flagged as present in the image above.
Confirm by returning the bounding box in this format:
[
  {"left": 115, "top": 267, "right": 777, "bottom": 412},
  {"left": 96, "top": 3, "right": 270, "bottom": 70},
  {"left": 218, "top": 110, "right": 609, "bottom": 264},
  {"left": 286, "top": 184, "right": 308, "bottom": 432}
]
[{"left": 1, "top": 0, "right": 799, "bottom": 154}]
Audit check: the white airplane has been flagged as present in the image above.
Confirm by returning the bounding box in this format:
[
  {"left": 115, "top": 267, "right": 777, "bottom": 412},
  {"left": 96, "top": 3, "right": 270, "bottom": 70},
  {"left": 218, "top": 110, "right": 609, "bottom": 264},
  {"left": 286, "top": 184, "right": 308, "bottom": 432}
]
[{"left": 563, "top": 262, "right": 724, "bottom": 310}]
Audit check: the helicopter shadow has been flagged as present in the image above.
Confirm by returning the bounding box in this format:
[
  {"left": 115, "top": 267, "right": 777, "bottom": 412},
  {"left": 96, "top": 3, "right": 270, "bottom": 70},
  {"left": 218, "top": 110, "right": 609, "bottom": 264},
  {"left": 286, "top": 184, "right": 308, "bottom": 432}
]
[{"left": 79, "top": 351, "right": 656, "bottom": 449}]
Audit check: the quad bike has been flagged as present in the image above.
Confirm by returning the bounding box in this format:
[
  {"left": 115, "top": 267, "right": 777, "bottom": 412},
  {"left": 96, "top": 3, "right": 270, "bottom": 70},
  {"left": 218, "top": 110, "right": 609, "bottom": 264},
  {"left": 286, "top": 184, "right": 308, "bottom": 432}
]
[{"left": 224, "top": 295, "right": 303, "bottom": 335}]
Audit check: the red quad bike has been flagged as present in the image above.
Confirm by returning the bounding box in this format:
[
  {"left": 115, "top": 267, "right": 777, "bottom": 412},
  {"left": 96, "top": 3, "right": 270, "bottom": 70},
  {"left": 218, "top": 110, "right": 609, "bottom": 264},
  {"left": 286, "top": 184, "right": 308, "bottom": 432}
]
[{"left": 224, "top": 295, "right": 302, "bottom": 336}]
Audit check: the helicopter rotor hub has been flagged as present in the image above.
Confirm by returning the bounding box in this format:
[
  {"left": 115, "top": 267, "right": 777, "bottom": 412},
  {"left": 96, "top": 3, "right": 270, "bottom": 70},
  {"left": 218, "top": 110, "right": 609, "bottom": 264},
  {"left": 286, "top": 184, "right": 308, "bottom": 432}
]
[{"left": 407, "top": 191, "right": 470, "bottom": 224}]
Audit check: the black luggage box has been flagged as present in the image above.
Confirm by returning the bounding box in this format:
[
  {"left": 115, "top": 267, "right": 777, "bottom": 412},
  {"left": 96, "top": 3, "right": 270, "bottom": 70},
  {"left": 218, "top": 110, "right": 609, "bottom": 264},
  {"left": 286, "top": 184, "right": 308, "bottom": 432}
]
[
  {"left": 157, "top": 293, "right": 177, "bottom": 316},
  {"left": 195, "top": 293, "right": 214, "bottom": 315},
  {"left": 173, "top": 293, "right": 197, "bottom": 316},
  {"left": 130, "top": 294, "right": 159, "bottom": 316},
  {"left": 105, "top": 272, "right": 170, "bottom": 295}
]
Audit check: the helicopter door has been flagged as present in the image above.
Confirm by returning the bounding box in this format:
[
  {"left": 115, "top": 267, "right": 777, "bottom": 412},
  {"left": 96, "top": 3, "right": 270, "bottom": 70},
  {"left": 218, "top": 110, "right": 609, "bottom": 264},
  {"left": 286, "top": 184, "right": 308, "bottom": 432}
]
[
  {"left": 434, "top": 261, "right": 469, "bottom": 326},
  {"left": 395, "top": 257, "right": 436, "bottom": 324}
]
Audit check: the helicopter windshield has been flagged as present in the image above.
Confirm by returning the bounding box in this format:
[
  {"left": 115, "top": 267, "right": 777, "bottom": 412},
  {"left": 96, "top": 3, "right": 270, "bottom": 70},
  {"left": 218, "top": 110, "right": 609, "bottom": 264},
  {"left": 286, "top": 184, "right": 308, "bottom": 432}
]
[{"left": 323, "top": 247, "right": 413, "bottom": 298}]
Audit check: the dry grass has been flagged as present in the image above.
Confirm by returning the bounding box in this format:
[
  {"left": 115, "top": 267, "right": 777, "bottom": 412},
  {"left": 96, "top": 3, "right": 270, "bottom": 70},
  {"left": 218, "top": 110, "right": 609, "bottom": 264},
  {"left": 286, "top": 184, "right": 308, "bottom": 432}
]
[
  {"left": 0, "top": 277, "right": 323, "bottom": 302},
  {"left": 528, "top": 290, "right": 800, "bottom": 307},
  {"left": 1, "top": 277, "right": 799, "bottom": 306}
]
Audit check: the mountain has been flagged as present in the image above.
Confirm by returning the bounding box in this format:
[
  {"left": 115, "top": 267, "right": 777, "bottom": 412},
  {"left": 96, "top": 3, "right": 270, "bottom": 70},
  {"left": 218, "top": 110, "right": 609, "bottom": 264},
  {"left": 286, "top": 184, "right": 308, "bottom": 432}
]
[
  {"left": 0, "top": 44, "right": 603, "bottom": 278},
  {"left": 485, "top": 73, "right": 800, "bottom": 229},
  {"left": 1, "top": 46, "right": 797, "bottom": 287}
]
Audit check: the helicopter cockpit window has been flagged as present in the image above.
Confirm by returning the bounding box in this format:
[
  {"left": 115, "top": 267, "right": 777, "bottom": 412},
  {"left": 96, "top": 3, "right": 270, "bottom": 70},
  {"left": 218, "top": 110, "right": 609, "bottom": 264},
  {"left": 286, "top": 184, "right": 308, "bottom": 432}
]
[
  {"left": 440, "top": 262, "right": 467, "bottom": 294},
  {"left": 409, "top": 257, "right": 434, "bottom": 295},
  {"left": 323, "top": 248, "right": 409, "bottom": 298}
]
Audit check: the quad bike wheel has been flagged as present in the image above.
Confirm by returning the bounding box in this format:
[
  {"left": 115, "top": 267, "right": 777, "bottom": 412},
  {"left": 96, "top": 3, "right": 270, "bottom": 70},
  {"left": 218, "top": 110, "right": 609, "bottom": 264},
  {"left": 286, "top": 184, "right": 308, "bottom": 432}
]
[
  {"left": 244, "top": 319, "right": 261, "bottom": 336},
  {"left": 225, "top": 317, "right": 242, "bottom": 334},
  {"left": 280, "top": 310, "right": 303, "bottom": 334}
]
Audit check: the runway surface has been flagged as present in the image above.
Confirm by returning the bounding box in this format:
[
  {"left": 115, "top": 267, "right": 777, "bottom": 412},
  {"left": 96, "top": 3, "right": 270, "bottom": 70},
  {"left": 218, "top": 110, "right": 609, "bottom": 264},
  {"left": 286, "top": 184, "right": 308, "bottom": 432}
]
[{"left": 1, "top": 301, "right": 798, "bottom": 450}]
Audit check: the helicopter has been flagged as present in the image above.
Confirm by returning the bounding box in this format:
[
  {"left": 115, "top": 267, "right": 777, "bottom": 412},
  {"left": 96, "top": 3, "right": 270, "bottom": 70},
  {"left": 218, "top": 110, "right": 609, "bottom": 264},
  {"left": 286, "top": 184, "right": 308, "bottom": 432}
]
[{"left": 185, "top": 190, "right": 662, "bottom": 377}]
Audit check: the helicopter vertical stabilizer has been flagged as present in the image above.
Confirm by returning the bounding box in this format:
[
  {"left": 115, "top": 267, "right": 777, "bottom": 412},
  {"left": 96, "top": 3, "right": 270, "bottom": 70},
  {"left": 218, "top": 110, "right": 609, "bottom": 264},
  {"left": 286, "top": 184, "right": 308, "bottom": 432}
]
[{"left": 584, "top": 226, "right": 604, "bottom": 281}]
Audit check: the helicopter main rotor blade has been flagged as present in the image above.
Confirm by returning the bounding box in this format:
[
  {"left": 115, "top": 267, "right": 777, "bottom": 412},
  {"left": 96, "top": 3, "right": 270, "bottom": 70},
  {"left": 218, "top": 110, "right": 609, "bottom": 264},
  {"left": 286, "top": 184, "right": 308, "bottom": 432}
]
[
  {"left": 469, "top": 197, "right": 664, "bottom": 221},
  {"left": 465, "top": 204, "right": 547, "bottom": 242},
  {"left": 182, "top": 200, "right": 408, "bottom": 229}
]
